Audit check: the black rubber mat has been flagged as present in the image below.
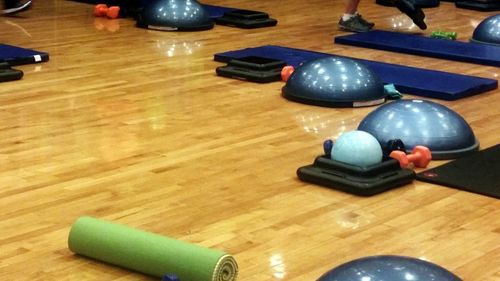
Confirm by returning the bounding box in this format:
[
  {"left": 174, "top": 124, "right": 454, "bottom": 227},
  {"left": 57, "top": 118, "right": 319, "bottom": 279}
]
[{"left": 417, "top": 144, "right": 500, "bottom": 198}]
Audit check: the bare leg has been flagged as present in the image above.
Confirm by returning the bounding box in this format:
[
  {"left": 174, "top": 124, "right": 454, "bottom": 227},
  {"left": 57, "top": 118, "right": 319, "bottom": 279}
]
[{"left": 344, "top": 0, "right": 361, "bottom": 15}]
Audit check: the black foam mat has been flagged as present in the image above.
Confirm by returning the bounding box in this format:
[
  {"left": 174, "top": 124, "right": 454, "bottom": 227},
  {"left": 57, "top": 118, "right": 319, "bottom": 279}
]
[{"left": 416, "top": 144, "right": 500, "bottom": 199}]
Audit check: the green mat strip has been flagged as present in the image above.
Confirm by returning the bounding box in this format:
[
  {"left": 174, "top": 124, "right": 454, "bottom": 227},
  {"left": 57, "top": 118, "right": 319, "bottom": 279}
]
[{"left": 68, "top": 216, "right": 238, "bottom": 281}]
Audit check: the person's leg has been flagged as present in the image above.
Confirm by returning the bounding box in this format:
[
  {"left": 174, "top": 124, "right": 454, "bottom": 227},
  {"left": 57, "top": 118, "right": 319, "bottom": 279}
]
[
  {"left": 344, "top": 0, "right": 361, "bottom": 16},
  {"left": 338, "top": 0, "right": 373, "bottom": 32},
  {"left": 345, "top": 0, "right": 375, "bottom": 27},
  {"left": 2, "top": 0, "right": 32, "bottom": 15}
]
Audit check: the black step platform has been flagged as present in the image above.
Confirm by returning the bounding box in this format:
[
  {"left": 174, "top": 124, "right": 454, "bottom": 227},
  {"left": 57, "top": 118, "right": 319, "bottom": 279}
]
[
  {"left": 0, "top": 68, "right": 23, "bottom": 82},
  {"left": 214, "top": 9, "right": 277, "bottom": 29},
  {"left": 0, "top": 62, "right": 23, "bottom": 82},
  {"left": 216, "top": 56, "right": 286, "bottom": 83},
  {"left": 297, "top": 156, "right": 415, "bottom": 196}
]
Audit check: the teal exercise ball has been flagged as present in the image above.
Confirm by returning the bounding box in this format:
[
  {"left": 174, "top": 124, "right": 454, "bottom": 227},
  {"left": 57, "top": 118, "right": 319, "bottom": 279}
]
[{"left": 331, "top": 130, "right": 383, "bottom": 167}]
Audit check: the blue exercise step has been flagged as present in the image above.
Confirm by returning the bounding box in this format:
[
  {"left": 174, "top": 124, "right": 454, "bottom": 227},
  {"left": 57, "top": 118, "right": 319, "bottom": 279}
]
[
  {"left": 0, "top": 44, "right": 49, "bottom": 66},
  {"left": 214, "top": 45, "right": 497, "bottom": 101},
  {"left": 334, "top": 30, "right": 500, "bottom": 67}
]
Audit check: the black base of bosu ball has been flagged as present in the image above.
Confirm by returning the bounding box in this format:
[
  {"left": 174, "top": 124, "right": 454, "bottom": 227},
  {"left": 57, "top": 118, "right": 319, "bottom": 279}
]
[{"left": 297, "top": 156, "right": 415, "bottom": 196}]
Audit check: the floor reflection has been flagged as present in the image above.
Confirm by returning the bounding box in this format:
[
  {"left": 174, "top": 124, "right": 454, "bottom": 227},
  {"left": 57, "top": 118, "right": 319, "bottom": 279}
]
[
  {"left": 295, "top": 110, "right": 359, "bottom": 141},
  {"left": 269, "top": 254, "right": 286, "bottom": 279},
  {"left": 154, "top": 39, "right": 203, "bottom": 57}
]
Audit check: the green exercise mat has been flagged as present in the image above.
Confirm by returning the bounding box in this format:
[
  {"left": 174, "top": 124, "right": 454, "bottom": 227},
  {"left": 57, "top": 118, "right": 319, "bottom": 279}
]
[{"left": 68, "top": 216, "right": 238, "bottom": 281}]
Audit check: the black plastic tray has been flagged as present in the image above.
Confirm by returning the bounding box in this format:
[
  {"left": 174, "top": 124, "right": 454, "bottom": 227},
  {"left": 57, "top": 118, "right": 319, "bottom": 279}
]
[{"left": 297, "top": 155, "right": 415, "bottom": 196}]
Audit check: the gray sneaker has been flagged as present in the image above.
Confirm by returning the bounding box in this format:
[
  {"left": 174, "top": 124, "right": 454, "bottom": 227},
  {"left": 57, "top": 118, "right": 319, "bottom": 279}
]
[
  {"left": 338, "top": 15, "right": 373, "bottom": 32},
  {"left": 355, "top": 14, "right": 375, "bottom": 28}
]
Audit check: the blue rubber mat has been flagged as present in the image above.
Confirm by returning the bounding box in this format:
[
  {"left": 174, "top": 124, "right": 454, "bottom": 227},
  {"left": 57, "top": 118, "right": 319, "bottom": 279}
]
[
  {"left": 0, "top": 44, "right": 49, "bottom": 66},
  {"left": 214, "top": 45, "right": 497, "bottom": 100},
  {"left": 334, "top": 30, "right": 500, "bottom": 67}
]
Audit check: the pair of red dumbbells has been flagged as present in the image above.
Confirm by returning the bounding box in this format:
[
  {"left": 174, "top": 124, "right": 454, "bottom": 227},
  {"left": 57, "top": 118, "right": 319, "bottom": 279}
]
[
  {"left": 390, "top": 146, "right": 432, "bottom": 168},
  {"left": 94, "top": 4, "right": 120, "bottom": 19}
]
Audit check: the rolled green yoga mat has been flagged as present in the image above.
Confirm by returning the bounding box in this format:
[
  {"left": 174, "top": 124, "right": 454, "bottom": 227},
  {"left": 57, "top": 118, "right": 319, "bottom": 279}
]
[{"left": 68, "top": 216, "right": 238, "bottom": 281}]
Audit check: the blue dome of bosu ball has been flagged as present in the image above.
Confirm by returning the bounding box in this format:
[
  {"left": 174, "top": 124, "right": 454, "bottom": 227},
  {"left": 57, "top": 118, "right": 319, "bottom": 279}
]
[
  {"left": 317, "top": 255, "right": 462, "bottom": 281},
  {"left": 282, "top": 57, "right": 386, "bottom": 108},
  {"left": 136, "top": 0, "right": 214, "bottom": 31},
  {"left": 471, "top": 14, "right": 500, "bottom": 46},
  {"left": 358, "top": 99, "right": 479, "bottom": 159}
]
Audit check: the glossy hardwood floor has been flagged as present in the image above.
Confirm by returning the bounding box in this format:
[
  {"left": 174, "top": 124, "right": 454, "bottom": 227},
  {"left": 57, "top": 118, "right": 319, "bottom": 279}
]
[{"left": 1, "top": 0, "right": 499, "bottom": 280}]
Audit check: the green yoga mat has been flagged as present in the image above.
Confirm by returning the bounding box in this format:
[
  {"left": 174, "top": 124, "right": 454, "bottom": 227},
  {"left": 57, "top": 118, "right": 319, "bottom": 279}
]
[{"left": 68, "top": 216, "right": 238, "bottom": 281}]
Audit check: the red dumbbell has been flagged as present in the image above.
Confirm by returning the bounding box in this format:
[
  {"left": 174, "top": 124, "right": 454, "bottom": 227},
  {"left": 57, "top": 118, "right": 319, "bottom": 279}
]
[
  {"left": 281, "top": 65, "right": 295, "bottom": 82},
  {"left": 390, "top": 145, "right": 432, "bottom": 168},
  {"left": 94, "top": 4, "right": 120, "bottom": 19}
]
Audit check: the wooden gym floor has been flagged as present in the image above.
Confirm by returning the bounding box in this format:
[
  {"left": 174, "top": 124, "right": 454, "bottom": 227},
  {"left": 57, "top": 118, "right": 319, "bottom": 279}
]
[{"left": 0, "top": 0, "right": 499, "bottom": 280}]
